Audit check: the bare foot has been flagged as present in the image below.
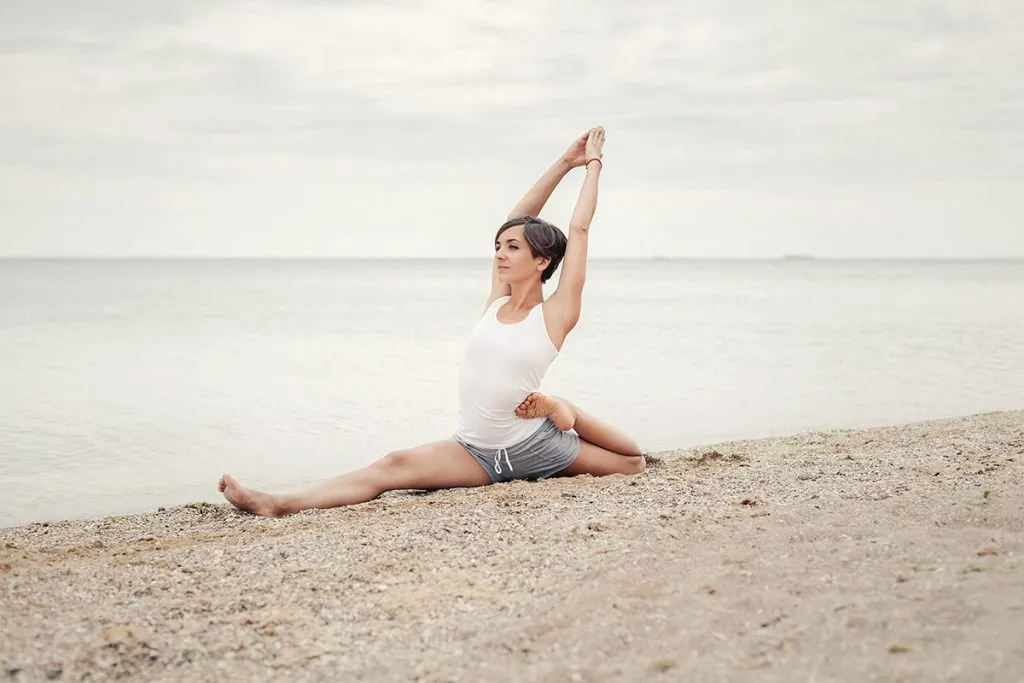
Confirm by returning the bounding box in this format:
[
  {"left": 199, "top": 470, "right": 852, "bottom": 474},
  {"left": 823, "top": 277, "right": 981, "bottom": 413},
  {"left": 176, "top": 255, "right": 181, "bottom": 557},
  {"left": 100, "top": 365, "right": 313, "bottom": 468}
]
[
  {"left": 218, "top": 474, "right": 285, "bottom": 518},
  {"left": 515, "top": 392, "right": 576, "bottom": 431}
]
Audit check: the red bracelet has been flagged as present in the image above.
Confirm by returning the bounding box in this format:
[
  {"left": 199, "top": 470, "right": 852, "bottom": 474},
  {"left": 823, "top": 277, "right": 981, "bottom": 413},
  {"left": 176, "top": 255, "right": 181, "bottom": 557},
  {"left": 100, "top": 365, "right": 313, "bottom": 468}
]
[{"left": 585, "top": 157, "right": 603, "bottom": 168}]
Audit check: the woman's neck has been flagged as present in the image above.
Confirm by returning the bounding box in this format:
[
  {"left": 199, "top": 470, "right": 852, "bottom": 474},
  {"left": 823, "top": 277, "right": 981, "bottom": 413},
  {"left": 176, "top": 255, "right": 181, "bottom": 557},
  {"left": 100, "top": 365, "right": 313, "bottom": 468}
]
[{"left": 507, "top": 281, "right": 544, "bottom": 309}]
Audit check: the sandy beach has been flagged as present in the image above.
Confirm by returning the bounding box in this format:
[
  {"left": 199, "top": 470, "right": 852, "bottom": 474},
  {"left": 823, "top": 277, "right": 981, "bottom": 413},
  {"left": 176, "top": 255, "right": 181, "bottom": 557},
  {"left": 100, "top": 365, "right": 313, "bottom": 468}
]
[{"left": 2, "top": 410, "right": 1022, "bottom": 682}]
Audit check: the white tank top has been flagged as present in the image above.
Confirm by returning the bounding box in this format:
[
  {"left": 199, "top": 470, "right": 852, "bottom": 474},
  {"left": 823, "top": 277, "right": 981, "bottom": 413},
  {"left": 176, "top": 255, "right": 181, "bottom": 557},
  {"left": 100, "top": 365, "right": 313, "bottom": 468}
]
[{"left": 455, "top": 296, "right": 558, "bottom": 449}]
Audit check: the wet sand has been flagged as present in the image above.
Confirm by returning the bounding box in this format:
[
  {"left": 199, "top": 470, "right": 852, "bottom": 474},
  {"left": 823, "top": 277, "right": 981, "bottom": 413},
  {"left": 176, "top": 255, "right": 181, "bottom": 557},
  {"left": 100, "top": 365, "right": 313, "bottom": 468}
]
[{"left": 2, "top": 411, "right": 1023, "bottom": 682}]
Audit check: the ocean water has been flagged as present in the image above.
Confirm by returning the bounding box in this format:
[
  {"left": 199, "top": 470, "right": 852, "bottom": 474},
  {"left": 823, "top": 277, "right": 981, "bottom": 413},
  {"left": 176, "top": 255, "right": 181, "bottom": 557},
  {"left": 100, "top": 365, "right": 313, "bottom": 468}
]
[{"left": 2, "top": 258, "right": 1022, "bottom": 528}]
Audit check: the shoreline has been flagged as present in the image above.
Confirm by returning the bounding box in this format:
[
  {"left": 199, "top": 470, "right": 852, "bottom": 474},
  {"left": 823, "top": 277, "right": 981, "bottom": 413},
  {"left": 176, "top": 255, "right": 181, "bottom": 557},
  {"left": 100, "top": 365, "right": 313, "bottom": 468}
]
[
  {"left": 2, "top": 409, "right": 1014, "bottom": 532},
  {"left": 3, "top": 410, "right": 1023, "bottom": 681}
]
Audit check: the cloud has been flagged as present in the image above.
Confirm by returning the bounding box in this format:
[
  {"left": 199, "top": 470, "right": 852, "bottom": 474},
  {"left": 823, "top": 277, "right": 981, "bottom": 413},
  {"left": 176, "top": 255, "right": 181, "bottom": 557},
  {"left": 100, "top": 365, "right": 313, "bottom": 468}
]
[{"left": 0, "top": 0, "right": 1022, "bottom": 256}]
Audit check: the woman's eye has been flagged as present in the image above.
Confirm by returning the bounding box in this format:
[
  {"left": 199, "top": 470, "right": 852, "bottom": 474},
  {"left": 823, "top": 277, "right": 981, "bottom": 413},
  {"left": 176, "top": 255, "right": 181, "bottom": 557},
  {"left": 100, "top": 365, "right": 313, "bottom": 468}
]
[{"left": 509, "top": 245, "right": 518, "bottom": 250}]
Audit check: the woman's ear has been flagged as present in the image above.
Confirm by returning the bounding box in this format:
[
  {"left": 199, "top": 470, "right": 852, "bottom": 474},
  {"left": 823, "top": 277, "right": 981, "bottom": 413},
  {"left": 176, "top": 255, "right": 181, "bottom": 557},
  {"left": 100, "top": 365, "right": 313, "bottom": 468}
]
[{"left": 535, "top": 257, "right": 551, "bottom": 273}]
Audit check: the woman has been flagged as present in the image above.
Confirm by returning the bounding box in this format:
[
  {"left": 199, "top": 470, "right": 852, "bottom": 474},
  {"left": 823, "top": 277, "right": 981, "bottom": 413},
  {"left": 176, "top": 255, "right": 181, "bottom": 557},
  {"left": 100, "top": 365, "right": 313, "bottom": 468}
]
[{"left": 219, "top": 127, "right": 644, "bottom": 517}]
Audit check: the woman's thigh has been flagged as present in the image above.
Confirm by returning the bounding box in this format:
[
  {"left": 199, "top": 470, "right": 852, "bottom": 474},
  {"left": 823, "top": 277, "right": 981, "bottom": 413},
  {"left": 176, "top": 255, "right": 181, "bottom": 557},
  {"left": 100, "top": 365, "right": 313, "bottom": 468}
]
[
  {"left": 380, "top": 439, "right": 494, "bottom": 490},
  {"left": 553, "top": 439, "right": 646, "bottom": 478}
]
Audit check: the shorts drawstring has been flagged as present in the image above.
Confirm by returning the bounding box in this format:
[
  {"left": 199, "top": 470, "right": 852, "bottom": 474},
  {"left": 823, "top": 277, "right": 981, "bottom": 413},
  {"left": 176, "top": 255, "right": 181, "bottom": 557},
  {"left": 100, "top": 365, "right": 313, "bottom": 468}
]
[{"left": 493, "top": 447, "right": 513, "bottom": 475}]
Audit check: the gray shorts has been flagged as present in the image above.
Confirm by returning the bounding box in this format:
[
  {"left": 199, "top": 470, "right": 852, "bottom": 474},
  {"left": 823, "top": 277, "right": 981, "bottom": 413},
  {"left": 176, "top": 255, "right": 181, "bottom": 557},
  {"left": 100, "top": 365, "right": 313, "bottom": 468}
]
[{"left": 454, "top": 419, "right": 581, "bottom": 484}]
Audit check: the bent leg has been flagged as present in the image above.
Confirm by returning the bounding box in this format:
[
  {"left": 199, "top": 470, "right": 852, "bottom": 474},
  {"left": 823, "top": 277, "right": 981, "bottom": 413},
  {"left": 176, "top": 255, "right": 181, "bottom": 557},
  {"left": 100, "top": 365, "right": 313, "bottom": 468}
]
[
  {"left": 554, "top": 439, "right": 645, "bottom": 478},
  {"left": 566, "top": 400, "right": 642, "bottom": 457},
  {"left": 516, "top": 392, "right": 642, "bottom": 457},
  {"left": 219, "top": 439, "right": 492, "bottom": 517}
]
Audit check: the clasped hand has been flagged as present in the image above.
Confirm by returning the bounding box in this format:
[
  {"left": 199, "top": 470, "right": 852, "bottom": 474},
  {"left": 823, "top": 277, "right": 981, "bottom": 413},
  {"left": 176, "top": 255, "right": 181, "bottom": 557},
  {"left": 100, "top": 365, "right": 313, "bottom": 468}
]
[{"left": 563, "top": 127, "right": 606, "bottom": 168}]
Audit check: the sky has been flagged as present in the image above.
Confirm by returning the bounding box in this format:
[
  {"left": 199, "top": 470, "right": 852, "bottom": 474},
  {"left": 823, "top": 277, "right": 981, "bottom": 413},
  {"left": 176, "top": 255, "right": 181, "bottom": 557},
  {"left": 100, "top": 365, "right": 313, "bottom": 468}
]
[{"left": 0, "top": 0, "right": 1021, "bottom": 258}]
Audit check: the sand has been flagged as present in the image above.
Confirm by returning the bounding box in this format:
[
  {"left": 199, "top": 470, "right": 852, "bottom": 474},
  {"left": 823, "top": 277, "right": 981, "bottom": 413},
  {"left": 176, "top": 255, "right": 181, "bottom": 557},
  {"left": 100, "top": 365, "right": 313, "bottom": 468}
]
[{"left": 2, "top": 410, "right": 1023, "bottom": 682}]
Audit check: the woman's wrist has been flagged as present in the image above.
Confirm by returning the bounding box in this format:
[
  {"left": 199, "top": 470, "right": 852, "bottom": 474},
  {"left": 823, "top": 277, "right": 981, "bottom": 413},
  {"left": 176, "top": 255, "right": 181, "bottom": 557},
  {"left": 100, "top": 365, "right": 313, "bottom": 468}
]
[
  {"left": 585, "top": 157, "right": 603, "bottom": 169},
  {"left": 556, "top": 156, "right": 576, "bottom": 172}
]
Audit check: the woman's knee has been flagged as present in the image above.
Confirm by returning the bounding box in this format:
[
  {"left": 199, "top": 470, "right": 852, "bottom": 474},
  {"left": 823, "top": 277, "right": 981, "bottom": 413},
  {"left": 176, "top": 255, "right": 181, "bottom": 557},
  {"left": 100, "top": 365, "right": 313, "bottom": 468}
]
[
  {"left": 622, "top": 455, "right": 645, "bottom": 475},
  {"left": 377, "top": 449, "right": 415, "bottom": 475}
]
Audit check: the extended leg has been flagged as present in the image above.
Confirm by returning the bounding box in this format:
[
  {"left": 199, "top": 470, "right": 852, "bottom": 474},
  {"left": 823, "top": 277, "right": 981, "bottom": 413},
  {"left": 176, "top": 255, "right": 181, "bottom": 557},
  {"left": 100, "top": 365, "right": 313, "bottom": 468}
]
[{"left": 218, "top": 440, "right": 492, "bottom": 517}]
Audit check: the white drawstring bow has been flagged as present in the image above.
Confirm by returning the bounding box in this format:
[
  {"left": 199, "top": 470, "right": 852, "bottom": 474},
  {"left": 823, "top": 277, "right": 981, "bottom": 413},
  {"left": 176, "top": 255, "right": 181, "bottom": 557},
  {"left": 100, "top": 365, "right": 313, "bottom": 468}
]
[{"left": 493, "top": 447, "right": 513, "bottom": 475}]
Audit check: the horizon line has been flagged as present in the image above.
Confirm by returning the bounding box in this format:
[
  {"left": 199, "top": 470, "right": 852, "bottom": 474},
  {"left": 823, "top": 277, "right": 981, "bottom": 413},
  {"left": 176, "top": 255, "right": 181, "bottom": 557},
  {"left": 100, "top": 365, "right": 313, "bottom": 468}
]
[{"left": 1, "top": 256, "right": 1023, "bottom": 262}]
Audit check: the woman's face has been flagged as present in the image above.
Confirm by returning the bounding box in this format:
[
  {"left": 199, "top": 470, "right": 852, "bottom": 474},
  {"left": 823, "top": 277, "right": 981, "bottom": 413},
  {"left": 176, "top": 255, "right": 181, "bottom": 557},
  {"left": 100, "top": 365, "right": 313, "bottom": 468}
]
[{"left": 495, "top": 225, "right": 548, "bottom": 283}]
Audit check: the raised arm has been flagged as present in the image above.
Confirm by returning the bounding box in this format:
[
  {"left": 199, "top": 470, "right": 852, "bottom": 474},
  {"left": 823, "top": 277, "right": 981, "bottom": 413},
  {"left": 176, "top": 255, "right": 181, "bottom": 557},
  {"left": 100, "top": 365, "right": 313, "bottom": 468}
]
[
  {"left": 546, "top": 127, "right": 605, "bottom": 339},
  {"left": 487, "top": 131, "right": 593, "bottom": 310},
  {"left": 506, "top": 130, "right": 590, "bottom": 219}
]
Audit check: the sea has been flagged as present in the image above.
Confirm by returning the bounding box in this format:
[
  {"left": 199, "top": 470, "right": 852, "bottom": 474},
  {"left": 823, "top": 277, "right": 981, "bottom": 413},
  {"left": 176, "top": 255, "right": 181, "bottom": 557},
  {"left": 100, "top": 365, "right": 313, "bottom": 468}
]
[{"left": 2, "top": 258, "right": 1022, "bottom": 528}]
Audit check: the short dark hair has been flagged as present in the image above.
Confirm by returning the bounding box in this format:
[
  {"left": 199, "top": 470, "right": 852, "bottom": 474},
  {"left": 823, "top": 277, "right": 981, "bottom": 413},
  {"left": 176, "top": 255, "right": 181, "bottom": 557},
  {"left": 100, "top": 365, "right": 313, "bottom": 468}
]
[{"left": 495, "top": 216, "right": 568, "bottom": 284}]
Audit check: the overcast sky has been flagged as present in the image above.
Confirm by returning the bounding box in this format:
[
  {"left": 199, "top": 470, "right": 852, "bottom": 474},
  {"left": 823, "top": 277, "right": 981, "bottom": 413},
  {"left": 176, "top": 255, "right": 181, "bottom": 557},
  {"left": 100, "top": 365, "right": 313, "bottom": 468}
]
[{"left": 1, "top": 0, "right": 1021, "bottom": 258}]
